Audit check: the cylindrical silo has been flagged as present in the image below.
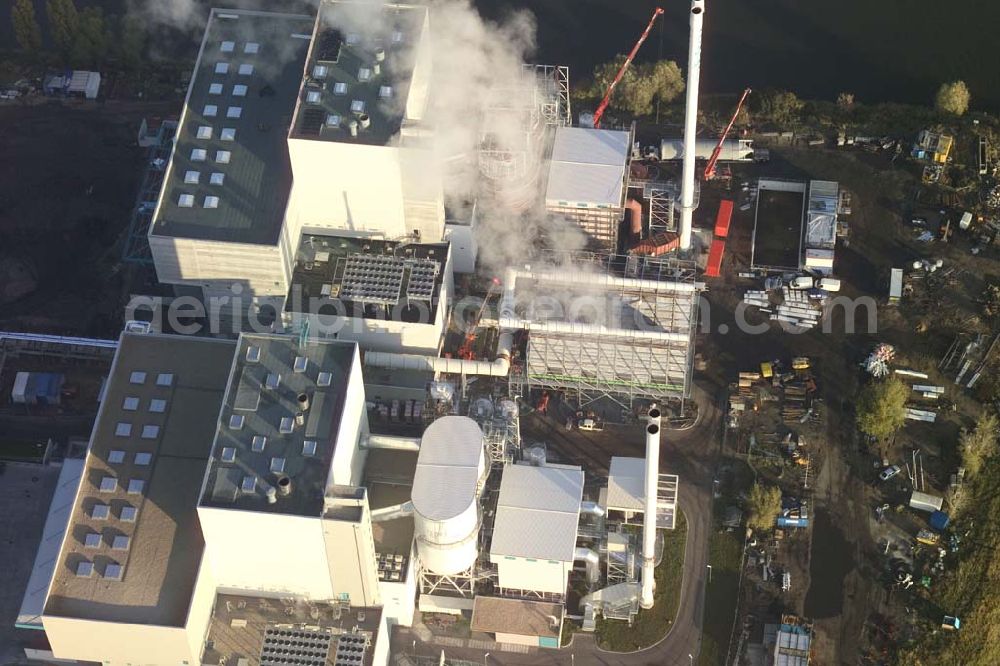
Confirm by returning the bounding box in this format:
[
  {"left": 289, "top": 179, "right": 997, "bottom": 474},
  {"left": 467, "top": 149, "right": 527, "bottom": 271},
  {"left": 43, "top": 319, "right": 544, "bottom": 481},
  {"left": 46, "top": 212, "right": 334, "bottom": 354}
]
[{"left": 410, "top": 416, "right": 487, "bottom": 575}]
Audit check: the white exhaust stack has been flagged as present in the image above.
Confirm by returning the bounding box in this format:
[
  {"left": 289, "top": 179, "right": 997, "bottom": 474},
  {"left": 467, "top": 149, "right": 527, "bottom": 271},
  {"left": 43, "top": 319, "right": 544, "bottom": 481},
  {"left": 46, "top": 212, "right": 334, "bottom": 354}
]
[
  {"left": 679, "top": 0, "right": 705, "bottom": 251},
  {"left": 640, "top": 408, "right": 662, "bottom": 609}
]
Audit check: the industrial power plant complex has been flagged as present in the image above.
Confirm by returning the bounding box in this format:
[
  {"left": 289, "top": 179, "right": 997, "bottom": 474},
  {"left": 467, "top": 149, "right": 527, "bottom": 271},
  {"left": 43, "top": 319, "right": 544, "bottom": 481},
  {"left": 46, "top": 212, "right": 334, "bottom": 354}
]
[{"left": 5, "top": 0, "right": 846, "bottom": 664}]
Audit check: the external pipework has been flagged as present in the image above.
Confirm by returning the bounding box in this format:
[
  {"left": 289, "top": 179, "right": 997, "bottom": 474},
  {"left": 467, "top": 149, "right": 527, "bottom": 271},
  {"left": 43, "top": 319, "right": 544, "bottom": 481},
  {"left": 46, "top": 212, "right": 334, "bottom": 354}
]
[
  {"left": 361, "top": 434, "right": 422, "bottom": 451},
  {"left": 640, "top": 408, "right": 662, "bottom": 609},
  {"left": 574, "top": 547, "right": 601, "bottom": 584},
  {"left": 371, "top": 501, "right": 414, "bottom": 522},
  {"left": 679, "top": 0, "right": 705, "bottom": 251},
  {"left": 580, "top": 501, "right": 606, "bottom": 517}
]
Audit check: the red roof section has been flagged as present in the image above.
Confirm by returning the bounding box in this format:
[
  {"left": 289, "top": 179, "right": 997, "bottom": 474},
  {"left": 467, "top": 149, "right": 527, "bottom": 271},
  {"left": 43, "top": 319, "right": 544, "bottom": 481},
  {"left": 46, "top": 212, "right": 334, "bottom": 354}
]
[{"left": 714, "top": 199, "right": 734, "bottom": 238}]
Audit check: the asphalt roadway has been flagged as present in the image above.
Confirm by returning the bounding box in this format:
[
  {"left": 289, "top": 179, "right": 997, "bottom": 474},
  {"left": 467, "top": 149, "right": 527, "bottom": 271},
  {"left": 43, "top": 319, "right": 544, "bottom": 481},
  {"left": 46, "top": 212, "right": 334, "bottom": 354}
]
[{"left": 392, "top": 383, "right": 724, "bottom": 666}]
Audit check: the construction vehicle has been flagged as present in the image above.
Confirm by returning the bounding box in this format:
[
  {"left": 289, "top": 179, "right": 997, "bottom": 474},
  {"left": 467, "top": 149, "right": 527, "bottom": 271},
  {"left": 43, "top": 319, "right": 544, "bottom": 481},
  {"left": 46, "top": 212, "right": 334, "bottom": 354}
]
[
  {"left": 703, "top": 87, "right": 751, "bottom": 181},
  {"left": 592, "top": 7, "right": 664, "bottom": 129},
  {"left": 456, "top": 277, "right": 500, "bottom": 360}
]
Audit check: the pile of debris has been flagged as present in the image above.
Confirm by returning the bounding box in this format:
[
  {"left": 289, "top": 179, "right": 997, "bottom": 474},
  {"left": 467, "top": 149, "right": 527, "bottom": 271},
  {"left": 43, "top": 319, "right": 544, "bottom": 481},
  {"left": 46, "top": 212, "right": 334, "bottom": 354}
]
[{"left": 863, "top": 343, "right": 896, "bottom": 377}]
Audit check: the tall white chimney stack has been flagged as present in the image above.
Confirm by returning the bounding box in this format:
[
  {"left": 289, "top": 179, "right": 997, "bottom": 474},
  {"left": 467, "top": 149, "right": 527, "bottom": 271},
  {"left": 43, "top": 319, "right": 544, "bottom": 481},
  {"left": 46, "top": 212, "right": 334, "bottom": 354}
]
[
  {"left": 640, "top": 407, "right": 662, "bottom": 609},
  {"left": 679, "top": 0, "right": 705, "bottom": 251}
]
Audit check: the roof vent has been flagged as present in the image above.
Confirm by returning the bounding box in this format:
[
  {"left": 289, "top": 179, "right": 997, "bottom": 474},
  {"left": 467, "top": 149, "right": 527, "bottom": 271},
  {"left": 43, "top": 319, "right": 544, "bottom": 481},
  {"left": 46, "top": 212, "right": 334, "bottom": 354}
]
[
  {"left": 276, "top": 474, "right": 292, "bottom": 496},
  {"left": 374, "top": 47, "right": 385, "bottom": 62},
  {"left": 266, "top": 487, "right": 278, "bottom": 504},
  {"left": 372, "top": 62, "right": 381, "bottom": 77},
  {"left": 348, "top": 120, "right": 358, "bottom": 137},
  {"left": 297, "top": 393, "right": 311, "bottom": 411},
  {"left": 359, "top": 114, "right": 371, "bottom": 130},
  {"left": 294, "top": 411, "right": 306, "bottom": 427}
]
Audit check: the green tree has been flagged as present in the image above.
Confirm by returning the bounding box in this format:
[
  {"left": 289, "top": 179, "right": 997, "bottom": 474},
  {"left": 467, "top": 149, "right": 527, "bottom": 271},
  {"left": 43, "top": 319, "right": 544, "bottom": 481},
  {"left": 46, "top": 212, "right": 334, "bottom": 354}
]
[
  {"left": 756, "top": 89, "right": 803, "bottom": 124},
  {"left": 69, "top": 7, "right": 109, "bottom": 67},
  {"left": 935, "top": 80, "right": 970, "bottom": 116},
  {"left": 12, "top": 0, "right": 43, "bottom": 52},
  {"left": 116, "top": 15, "right": 146, "bottom": 71},
  {"left": 836, "top": 92, "right": 855, "bottom": 111},
  {"left": 46, "top": 0, "right": 79, "bottom": 56},
  {"left": 857, "top": 377, "right": 908, "bottom": 441},
  {"left": 589, "top": 56, "right": 684, "bottom": 117},
  {"left": 747, "top": 482, "right": 782, "bottom": 532},
  {"left": 959, "top": 411, "right": 999, "bottom": 478}
]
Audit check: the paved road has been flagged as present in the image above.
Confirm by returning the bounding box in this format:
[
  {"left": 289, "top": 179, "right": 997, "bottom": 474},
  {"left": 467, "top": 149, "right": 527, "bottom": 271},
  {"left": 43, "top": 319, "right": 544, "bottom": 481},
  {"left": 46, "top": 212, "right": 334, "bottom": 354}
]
[{"left": 392, "top": 382, "right": 724, "bottom": 666}]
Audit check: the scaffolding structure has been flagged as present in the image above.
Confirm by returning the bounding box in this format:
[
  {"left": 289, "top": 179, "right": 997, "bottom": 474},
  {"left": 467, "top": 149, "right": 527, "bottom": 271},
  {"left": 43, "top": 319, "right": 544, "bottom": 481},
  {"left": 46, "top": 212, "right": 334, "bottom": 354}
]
[
  {"left": 122, "top": 124, "right": 177, "bottom": 265},
  {"left": 467, "top": 396, "right": 521, "bottom": 465},
  {"left": 477, "top": 64, "right": 571, "bottom": 212},
  {"left": 508, "top": 253, "right": 701, "bottom": 410}
]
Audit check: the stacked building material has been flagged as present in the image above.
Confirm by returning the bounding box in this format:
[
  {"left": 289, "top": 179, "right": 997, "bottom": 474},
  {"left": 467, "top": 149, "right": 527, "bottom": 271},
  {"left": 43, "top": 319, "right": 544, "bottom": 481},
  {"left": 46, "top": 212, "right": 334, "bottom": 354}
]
[
  {"left": 743, "top": 290, "right": 771, "bottom": 309},
  {"left": 771, "top": 287, "right": 821, "bottom": 330}
]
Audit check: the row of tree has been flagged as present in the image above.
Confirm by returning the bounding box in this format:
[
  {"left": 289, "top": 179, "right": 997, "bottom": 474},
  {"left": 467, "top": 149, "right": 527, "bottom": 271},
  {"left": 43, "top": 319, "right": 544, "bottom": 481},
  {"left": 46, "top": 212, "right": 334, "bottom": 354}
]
[{"left": 10, "top": 0, "right": 146, "bottom": 70}]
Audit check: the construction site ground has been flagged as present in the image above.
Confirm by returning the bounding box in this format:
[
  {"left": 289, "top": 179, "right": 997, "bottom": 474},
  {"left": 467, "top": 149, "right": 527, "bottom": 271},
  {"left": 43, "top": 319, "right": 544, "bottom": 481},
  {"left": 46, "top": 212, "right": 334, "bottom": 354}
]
[{"left": 697, "top": 142, "right": 999, "bottom": 665}]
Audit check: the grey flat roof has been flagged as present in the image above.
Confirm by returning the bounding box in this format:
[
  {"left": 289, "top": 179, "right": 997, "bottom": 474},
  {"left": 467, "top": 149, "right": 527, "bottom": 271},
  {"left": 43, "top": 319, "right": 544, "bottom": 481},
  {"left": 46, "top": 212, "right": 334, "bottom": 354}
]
[
  {"left": 490, "top": 463, "right": 583, "bottom": 563},
  {"left": 285, "top": 233, "right": 447, "bottom": 321},
  {"left": 200, "top": 334, "right": 358, "bottom": 517},
  {"left": 151, "top": 9, "right": 314, "bottom": 245},
  {"left": 545, "top": 127, "right": 630, "bottom": 208},
  {"left": 44, "top": 333, "right": 235, "bottom": 626},
  {"left": 291, "top": 1, "right": 425, "bottom": 144}
]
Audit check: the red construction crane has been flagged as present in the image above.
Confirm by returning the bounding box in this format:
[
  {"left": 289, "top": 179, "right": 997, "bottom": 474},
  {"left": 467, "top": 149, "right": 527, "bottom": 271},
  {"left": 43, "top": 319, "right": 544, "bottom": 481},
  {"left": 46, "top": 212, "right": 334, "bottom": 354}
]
[
  {"left": 592, "top": 7, "right": 665, "bottom": 129},
  {"left": 703, "top": 87, "right": 752, "bottom": 180}
]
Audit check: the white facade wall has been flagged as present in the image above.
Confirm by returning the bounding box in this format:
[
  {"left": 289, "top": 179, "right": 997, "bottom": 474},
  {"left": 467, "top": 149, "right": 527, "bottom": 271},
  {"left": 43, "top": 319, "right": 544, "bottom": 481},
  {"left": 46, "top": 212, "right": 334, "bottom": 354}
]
[
  {"left": 378, "top": 547, "right": 417, "bottom": 628},
  {"left": 149, "top": 234, "right": 290, "bottom": 296},
  {"left": 329, "top": 346, "right": 368, "bottom": 488},
  {"left": 197, "top": 507, "right": 335, "bottom": 599},
  {"left": 493, "top": 556, "right": 572, "bottom": 595},
  {"left": 43, "top": 616, "right": 195, "bottom": 665},
  {"left": 444, "top": 222, "right": 477, "bottom": 274}
]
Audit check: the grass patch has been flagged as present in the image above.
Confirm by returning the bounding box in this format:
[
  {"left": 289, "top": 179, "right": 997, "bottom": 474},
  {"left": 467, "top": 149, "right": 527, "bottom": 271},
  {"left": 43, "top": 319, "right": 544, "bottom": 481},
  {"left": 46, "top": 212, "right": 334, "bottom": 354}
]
[
  {"left": 698, "top": 527, "right": 743, "bottom": 666},
  {"left": 596, "top": 512, "right": 687, "bottom": 651},
  {"left": 0, "top": 438, "right": 47, "bottom": 462},
  {"left": 896, "top": 453, "right": 1000, "bottom": 665}
]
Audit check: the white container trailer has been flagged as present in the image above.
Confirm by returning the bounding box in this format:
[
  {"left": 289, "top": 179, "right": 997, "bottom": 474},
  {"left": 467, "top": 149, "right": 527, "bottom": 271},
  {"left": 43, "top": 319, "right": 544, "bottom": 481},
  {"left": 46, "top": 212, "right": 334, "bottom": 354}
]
[
  {"left": 889, "top": 268, "right": 904, "bottom": 303},
  {"left": 909, "top": 491, "right": 944, "bottom": 513},
  {"left": 659, "top": 138, "right": 754, "bottom": 162},
  {"left": 11, "top": 372, "right": 29, "bottom": 404}
]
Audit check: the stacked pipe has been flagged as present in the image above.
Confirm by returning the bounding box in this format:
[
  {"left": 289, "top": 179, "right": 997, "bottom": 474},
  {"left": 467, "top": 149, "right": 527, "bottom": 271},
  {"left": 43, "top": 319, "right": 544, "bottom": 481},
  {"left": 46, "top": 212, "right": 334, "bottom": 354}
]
[{"left": 640, "top": 407, "right": 662, "bottom": 609}]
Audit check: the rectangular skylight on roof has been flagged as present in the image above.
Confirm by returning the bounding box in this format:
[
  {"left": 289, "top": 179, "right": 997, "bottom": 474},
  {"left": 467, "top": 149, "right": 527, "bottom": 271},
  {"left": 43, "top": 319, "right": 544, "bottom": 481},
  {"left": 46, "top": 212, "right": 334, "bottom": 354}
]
[
  {"left": 221, "top": 447, "right": 236, "bottom": 463},
  {"left": 265, "top": 373, "right": 280, "bottom": 390},
  {"left": 204, "top": 195, "right": 220, "bottom": 209},
  {"left": 302, "top": 440, "right": 318, "bottom": 456},
  {"left": 230, "top": 414, "right": 245, "bottom": 430},
  {"left": 392, "top": 30, "right": 403, "bottom": 43},
  {"left": 215, "top": 150, "right": 232, "bottom": 164},
  {"left": 215, "top": 62, "right": 229, "bottom": 74},
  {"left": 191, "top": 148, "right": 207, "bottom": 161},
  {"left": 204, "top": 104, "right": 218, "bottom": 117},
  {"left": 346, "top": 33, "right": 360, "bottom": 45},
  {"left": 241, "top": 475, "right": 257, "bottom": 493},
  {"left": 306, "top": 90, "right": 321, "bottom": 104},
  {"left": 156, "top": 373, "right": 173, "bottom": 386},
  {"left": 141, "top": 425, "right": 160, "bottom": 439},
  {"left": 112, "top": 535, "right": 130, "bottom": 550},
  {"left": 279, "top": 417, "right": 294, "bottom": 434},
  {"left": 184, "top": 170, "right": 200, "bottom": 184},
  {"left": 91, "top": 503, "right": 110, "bottom": 519},
  {"left": 313, "top": 65, "right": 328, "bottom": 78},
  {"left": 134, "top": 452, "right": 152, "bottom": 466},
  {"left": 122, "top": 396, "right": 139, "bottom": 411},
  {"left": 115, "top": 422, "right": 132, "bottom": 437},
  {"left": 238, "top": 63, "right": 253, "bottom": 76},
  {"left": 99, "top": 477, "right": 117, "bottom": 492},
  {"left": 379, "top": 85, "right": 393, "bottom": 98},
  {"left": 244, "top": 42, "right": 259, "bottom": 54},
  {"left": 127, "top": 479, "right": 144, "bottom": 495},
  {"left": 233, "top": 84, "right": 247, "bottom": 97},
  {"left": 221, "top": 127, "right": 236, "bottom": 141},
  {"left": 326, "top": 114, "right": 341, "bottom": 127},
  {"left": 108, "top": 450, "right": 125, "bottom": 464},
  {"left": 119, "top": 506, "right": 137, "bottom": 522},
  {"left": 76, "top": 561, "right": 94, "bottom": 577},
  {"left": 358, "top": 67, "right": 371, "bottom": 81},
  {"left": 350, "top": 100, "right": 365, "bottom": 113},
  {"left": 333, "top": 82, "right": 347, "bottom": 95},
  {"left": 317, "top": 371, "right": 332, "bottom": 387},
  {"left": 149, "top": 398, "right": 167, "bottom": 413},
  {"left": 252, "top": 435, "right": 267, "bottom": 452},
  {"left": 197, "top": 125, "right": 213, "bottom": 139},
  {"left": 294, "top": 356, "right": 308, "bottom": 373},
  {"left": 84, "top": 533, "right": 102, "bottom": 548},
  {"left": 221, "top": 41, "right": 235, "bottom": 53},
  {"left": 246, "top": 345, "right": 261, "bottom": 362},
  {"left": 226, "top": 106, "right": 242, "bottom": 119},
  {"left": 178, "top": 194, "right": 195, "bottom": 208},
  {"left": 104, "top": 563, "right": 123, "bottom": 580},
  {"left": 210, "top": 172, "right": 225, "bottom": 185},
  {"left": 209, "top": 82, "right": 224, "bottom": 95},
  {"left": 129, "top": 371, "right": 146, "bottom": 384},
  {"left": 270, "top": 457, "right": 286, "bottom": 473}
]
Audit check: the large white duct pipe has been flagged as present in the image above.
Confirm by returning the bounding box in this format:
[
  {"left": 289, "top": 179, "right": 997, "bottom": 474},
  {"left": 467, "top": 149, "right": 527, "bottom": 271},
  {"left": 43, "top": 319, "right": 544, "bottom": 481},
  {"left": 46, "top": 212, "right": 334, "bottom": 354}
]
[
  {"left": 498, "top": 318, "right": 690, "bottom": 344},
  {"left": 679, "top": 0, "right": 705, "bottom": 251},
  {"left": 580, "top": 501, "right": 606, "bottom": 517},
  {"left": 574, "top": 547, "right": 601, "bottom": 584},
  {"left": 364, "top": 330, "right": 512, "bottom": 377},
  {"left": 504, "top": 268, "right": 701, "bottom": 296},
  {"left": 640, "top": 408, "right": 662, "bottom": 609},
  {"left": 362, "top": 434, "right": 422, "bottom": 451},
  {"left": 371, "top": 501, "right": 414, "bottom": 522}
]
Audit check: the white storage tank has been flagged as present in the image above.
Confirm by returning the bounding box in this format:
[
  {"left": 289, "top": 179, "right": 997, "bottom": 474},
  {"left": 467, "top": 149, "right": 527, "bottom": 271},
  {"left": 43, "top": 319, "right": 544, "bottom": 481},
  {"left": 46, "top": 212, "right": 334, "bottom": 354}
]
[{"left": 411, "top": 416, "right": 486, "bottom": 575}]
